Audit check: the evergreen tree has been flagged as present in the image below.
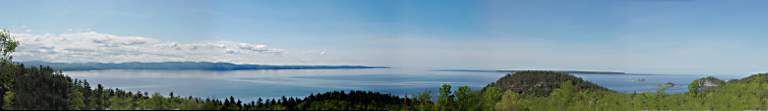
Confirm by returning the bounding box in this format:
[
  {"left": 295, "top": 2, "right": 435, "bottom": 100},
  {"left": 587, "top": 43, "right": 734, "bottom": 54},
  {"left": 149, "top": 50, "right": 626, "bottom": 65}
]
[
  {"left": 455, "top": 85, "right": 473, "bottom": 111},
  {"left": 415, "top": 91, "right": 432, "bottom": 111},
  {"left": 0, "top": 29, "right": 17, "bottom": 109},
  {"left": 256, "top": 98, "right": 263, "bottom": 108},
  {"left": 546, "top": 80, "right": 575, "bottom": 110},
  {"left": 481, "top": 86, "right": 501, "bottom": 111},
  {"left": 68, "top": 86, "right": 86, "bottom": 110},
  {"left": 436, "top": 84, "right": 454, "bottom": 111},
  {"left": 495, "top": 90, "right": 525, "bottom": 111}
]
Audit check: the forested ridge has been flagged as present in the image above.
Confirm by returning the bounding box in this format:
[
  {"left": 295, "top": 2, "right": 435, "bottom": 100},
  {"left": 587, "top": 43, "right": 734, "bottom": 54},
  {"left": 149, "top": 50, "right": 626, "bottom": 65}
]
[
  {"left": 489, "top": 71, "right": 612, "bottom": 96},
  {"left": 6, "top": 29, "right": 768, "bottom": 110}
]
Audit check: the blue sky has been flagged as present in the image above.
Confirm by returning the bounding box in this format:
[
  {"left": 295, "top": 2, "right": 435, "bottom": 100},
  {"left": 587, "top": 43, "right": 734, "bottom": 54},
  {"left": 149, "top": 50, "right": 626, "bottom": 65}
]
[{"left": 3, "top": 0, "right": 768, "bottom": 74}]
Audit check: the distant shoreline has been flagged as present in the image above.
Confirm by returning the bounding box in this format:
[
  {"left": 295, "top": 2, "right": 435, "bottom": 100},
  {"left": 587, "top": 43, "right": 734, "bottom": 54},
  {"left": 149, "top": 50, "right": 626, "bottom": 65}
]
[{"left": 19, "top": 61, "right": 390, "bottom": 71}]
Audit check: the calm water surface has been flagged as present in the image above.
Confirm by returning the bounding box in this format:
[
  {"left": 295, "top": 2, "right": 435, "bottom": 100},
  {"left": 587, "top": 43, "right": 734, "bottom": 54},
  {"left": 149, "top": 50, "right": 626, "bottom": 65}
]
[{"left": 64, "top": 69, "right": 748, "bottom": 101}]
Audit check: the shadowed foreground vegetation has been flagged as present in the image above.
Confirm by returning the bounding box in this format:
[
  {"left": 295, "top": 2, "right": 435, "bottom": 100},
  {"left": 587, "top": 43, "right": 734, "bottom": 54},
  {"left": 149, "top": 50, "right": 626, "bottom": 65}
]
[{"left": 4, "top": 29, "right": 768, "bottom": 110}]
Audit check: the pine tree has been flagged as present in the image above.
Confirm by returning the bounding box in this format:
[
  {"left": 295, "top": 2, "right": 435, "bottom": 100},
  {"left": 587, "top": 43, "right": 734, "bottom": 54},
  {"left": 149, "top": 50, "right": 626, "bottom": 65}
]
[
  {"left": 455, "top": 85, "right": 473, "bottom": 111},
  {"left": 481, "top": 86, "right": 500, "bottom": 111},
  {"left": 68, "top": 86, "right": 85, "bottom": 110},
  {"left": 436, "top": 84, "right": 455, "bottom": 111},
  {"left": 495, "top": 90, "right": 525, "bottom": 111},
  {"left": 256, "top": 98, "right": 263, "bottom": 108}
]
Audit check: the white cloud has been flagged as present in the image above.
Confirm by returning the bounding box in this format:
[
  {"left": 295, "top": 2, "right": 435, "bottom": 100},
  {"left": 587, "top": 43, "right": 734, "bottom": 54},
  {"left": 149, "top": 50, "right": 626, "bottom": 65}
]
[{"left": 10, "top": 31, "right": 303, "bottom": 64}]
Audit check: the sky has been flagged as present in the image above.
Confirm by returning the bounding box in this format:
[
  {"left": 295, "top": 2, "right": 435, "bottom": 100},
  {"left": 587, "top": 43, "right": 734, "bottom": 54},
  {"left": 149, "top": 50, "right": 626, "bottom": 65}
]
[{"left": 2, "top": 0, "right": 768, "bottom": 74}]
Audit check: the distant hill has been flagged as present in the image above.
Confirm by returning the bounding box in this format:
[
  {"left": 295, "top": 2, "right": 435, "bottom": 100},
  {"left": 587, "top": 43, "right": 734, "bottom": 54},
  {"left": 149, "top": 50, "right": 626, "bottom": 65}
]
[
  {"left": 730, "top": 73, "right": 768, "bottom": 83},
  {"left": 434, "top": 69, "right": 626, "bottom": 75},
  {"left": 496, "top": 70, "right": 626, "bottom": 75},
  {"left": 19, "top": 61, "right": 389, "bottom": 71},
  {"left": 488, "top": 71, "right": 612, "bottom": 96}
]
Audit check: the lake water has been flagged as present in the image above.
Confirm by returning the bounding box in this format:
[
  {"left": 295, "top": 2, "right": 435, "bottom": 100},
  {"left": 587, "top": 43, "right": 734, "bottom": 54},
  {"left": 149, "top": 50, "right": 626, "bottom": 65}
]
[{"left": 64, "top": 68, "right": 748, "bottom": 101}]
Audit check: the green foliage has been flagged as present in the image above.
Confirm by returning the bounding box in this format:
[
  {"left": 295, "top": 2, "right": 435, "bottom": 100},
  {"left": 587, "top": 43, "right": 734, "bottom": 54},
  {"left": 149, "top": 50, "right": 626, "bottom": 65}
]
[
  {"left": 108, "top": 96, "right": 134, "bottom": 110},
  {"left": 478, "top": 72, "right": 768, "bottom": 110},
  {"left": 298, "top": 91, "right": 409, "bottom": 110},
  {"left": 147, "top": 93, "right": 170, "bottom": 110},
  {"left": 689, "top": 79, "right": 701, "bottom": 96},
  {"left": 495, "top": 90, "right": 526, "bottom": 111},
  {"left": 455, "top": 85, "right": 478, "bottom": 111},
  {"left": 435, "top": 84, "right": 454, "bottom": 111},
  {"left": 391, "top": 71, "right": 768, "bottom": 111},
  {"left": 0, "top": 28, "right": 17, "bottom": 110},
  {"left": 689, "top": 76, "right": 726, "bottom": 96},
  {"left": 414, "top": 91, "right": 433, "bottom": 111},
  {"left": 733, "top": 73, "right": 768, "bottom": 83},
  {"left": 481, "top": 86, "right": 501, "bottom": 111},
  {"left": 545, "top": 81, "right": 576, "bottom": 110},
  {"left": 11, "top": 67, "right": 71, "bottom": 109},
  {"left": 0, "top": 29, "right": 17, "bottom": 61},
  {"left": 68, "top": 86, "right": 85, "bottom": 110},
  {"left": 492, "top": 71, "right": 611, "bottom": 97},
  {"left": 2, "top": 91, "right": 12, "bottom": 109}
]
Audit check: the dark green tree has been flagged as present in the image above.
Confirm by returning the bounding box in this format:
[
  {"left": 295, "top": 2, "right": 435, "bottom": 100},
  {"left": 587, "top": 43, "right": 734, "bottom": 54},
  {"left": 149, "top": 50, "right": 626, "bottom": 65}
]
[
  {"left": 0, "top": 29, "right": 17, "bottom": 110},
  {"left": 436, "top": 84, "right": 455, "bottom": 111},
  {"left": 455, "top": 85, "right": 475, "bottom": 111},
  {"left": 415, "top": 91, "right": 432, "bottom": 111}
]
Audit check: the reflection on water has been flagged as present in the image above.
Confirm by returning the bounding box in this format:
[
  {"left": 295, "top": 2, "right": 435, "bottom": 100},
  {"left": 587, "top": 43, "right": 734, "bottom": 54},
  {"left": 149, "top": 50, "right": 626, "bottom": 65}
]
[{"left": 64, "top": 69, "right": 747, "bottom": 101}]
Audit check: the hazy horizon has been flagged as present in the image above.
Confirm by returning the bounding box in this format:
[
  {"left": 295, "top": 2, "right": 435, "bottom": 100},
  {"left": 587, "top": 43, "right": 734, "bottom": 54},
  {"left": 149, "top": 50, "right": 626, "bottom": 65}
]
[{"left": 3, "top": 0, "right": 768, "bottom": 74}]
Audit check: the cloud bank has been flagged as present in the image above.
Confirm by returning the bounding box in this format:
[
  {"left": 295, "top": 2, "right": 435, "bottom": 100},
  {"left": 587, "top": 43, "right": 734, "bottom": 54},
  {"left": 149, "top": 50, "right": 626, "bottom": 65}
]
[{"left": 11, "top": 31, "right": 299, "bottom": 64}]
